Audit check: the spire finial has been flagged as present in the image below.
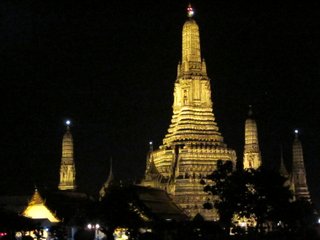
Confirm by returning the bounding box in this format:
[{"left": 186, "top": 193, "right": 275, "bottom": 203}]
[
  {"left": 294, "top": 129, "right": 299, "bottom": 140},
  {"left": 248, "top": 105, "right": 253, "bottom": 117},
  {"left": 109, "top": 157, "right": 113, "bottom": 176},
  {"left": 65, "top": 120, "right": 71, "bottom": 130},
  {"left": 187, "top": 4, "right": 194, "bottom": 18},
  {"left": 149, "top": 141, "right": 153, "bottom": 151}
]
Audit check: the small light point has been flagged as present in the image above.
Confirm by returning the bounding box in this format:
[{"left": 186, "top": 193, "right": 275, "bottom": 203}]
[
  {"left": 66, "top": 120, "right": 71, "bottom": 126},
  {"left": 187, "top": 4, "right": 194, "bottom": 18},
  {"left": 294, "top": 129, "right": 299, "bottom": 134}
]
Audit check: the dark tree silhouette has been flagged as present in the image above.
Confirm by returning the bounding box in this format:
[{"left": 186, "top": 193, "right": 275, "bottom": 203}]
[
  {"left": 203, "top": 160, "right": 296, "bottom": 235},
  {"left": 93, "top": 184, "right": 148, "bottom": 240}
]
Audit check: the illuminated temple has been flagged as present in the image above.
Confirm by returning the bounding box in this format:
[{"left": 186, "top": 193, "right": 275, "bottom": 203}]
[
  {"left": 58, "top": 121, "right": 76, "bottom": 191},
  {"left": 0, "top": 6, "right": 314, "bottom": 230},
  {"left": 141, "top": 5, "right": 236, "bottom": 220},
  {"left": 243, "top": 107, "right": 262, "bottom": 170},
  {"left": 292, "top": 130, "right": 310, "bottom": 201}
]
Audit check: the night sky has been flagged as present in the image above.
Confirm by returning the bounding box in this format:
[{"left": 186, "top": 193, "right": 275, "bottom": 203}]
[{"left": 1, "top": 1, "right": 320, "bottom": 203}]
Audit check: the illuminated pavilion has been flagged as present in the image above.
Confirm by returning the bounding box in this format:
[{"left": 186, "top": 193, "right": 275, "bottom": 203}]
[
  {"left": 141, "top": 5, "right": 236, "bottom": 220},
  {"left": 22, "top": 188, "right": 60, "bottom": 223}
]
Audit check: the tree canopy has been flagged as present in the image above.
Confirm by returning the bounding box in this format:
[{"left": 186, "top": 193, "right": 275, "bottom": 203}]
[{"left": 203, "top": 160, "right": 317, "bottom": 235}]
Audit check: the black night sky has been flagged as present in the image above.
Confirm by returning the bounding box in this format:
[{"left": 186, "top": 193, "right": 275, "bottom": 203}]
[{"left": 1, "top": 1, "right": 320, "bottom": 204}]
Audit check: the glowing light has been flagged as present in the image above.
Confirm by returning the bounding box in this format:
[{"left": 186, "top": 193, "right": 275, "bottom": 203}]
[
  {"left": 239, "top": 222, "right": 247, "bottom": 227},
  {"left": 87, "top": 224, "right": 92, "bottom": 229},
  {"left": 114, "top": 228, "right": 129, "bottom": 240},
  {"left": 15, "top": 232, "right": 22, "bottom": 238},
  {"left": 66, "top": 120, "right": 71, "bottom": 126},
  {"left": 187, "top": 5, "right": 194, "bottom": 17},
  {"left": 22, "top": 190, "right": 60, "bottom": 223},
  {"left": 294, "top": 129, "right": 299, "bottom": 134},
  {"left": 95, "top": 224, "right": 100, "bottom": 229},
  {"left": 149, "top": 141, "right": 153, "bottom": 145},
  {"left": 23, "top": 205, "right": 60, "bottom": 222}
]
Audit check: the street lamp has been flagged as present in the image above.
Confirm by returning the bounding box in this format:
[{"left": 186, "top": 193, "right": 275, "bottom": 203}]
[{"left": 86, "top": 223, "right": 100, "bottom": 240}]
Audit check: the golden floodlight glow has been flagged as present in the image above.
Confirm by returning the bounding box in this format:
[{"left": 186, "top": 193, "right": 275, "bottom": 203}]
[
  {"left": 114, "top": 228, "right": 129, "bottom": 240},
  {"left": 22, "top": 189, "right": 60, "bottom": 223},
  {"left": 23, "top": 205, "right": 60, "bottom": 223},
  {"left": 59, "top": 120, "right": 76, "bottom": 191},
  {"left": 231, "top": 213, "right": 257, "bottom": 234}
]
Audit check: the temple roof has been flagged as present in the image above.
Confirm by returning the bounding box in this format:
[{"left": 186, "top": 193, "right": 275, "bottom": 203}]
[
  {"left": 22, "top": 189, "right": 60, "bottom": 223},
  {"left": 102, "top": 185, "right": 189, "bottom": 222},
  {"left": 28, "top": 189, "right": 44, "bottom": 205}
]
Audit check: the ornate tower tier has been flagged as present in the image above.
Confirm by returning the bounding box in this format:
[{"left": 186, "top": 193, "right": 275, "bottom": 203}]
[
  {"left": 58, "top": 121, "right": 76, "bottom": 191},
  {"left": 292, "top": 130, "right": 310, "bottom": 201},
  {"left": 243, "top": 107, "right": 262, "bottom": 169},
  {"left": 142, "top": 5, "right": 236, "bottom": 220}
]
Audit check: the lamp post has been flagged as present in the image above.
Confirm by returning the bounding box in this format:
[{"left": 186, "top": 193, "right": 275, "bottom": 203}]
[{"left": 87, "top": 223, "right": 100, "bottom": 240}]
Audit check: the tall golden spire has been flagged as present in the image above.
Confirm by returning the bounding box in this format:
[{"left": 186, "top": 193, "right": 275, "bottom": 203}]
[
  {"left": 292, "top": 130, "right": 310, "bottom": 201},
  {"left": 58, "top": 120, "right": 76, "bottom": 190},
  {"left": 142, "top": 5, "right": 236, "bottom": 220},
  {"left": 163, "top": 5, "right": 225, "bottom": 147},
  {"left": 182, "top": 4, "right": 201, "bottom": 70},
  {"left": 243, "top": 106, "right": 262, "bottom": 169}
]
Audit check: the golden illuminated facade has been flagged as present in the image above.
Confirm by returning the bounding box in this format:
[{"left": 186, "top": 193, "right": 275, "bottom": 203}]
[
  {"left": 292, "top": 130, "right": 310, "bottom": 200},
  {"left": 22, "top": 189, "right": 60, "bottom": 222},
  {"left": 58, "top": 124, "right": 76, "bottom": 191},
  {"left": 142, "top": 6, "right": 236, "bottom": 220},
  {"left": 243, "top": 107, "right": 262, "bottom": 169}
]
